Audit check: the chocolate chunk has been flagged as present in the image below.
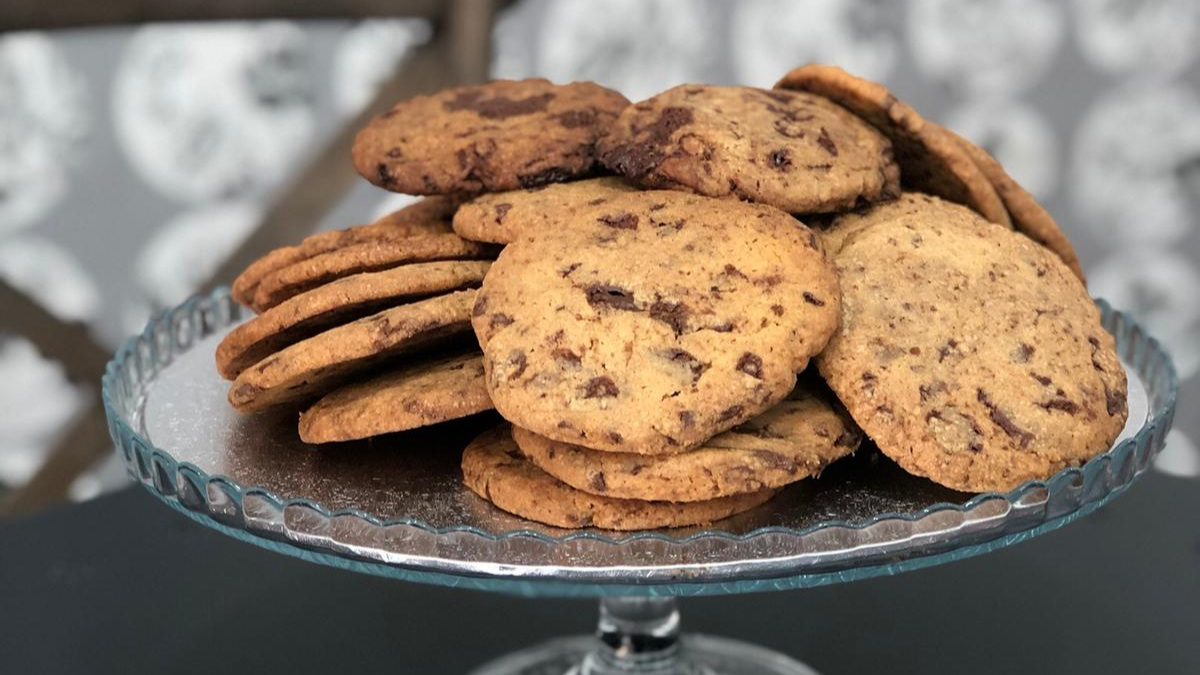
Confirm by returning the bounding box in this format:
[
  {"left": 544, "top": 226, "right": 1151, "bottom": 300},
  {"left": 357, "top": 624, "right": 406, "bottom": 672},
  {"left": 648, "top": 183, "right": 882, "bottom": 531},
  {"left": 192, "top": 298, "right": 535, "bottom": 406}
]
[
  {"left": 582, "top": 376, "right": 619, "bottom": 398},
  {"left": 716, "top": 405, "right": 744, "bottom": 423},
  {"left": 561, "top": 262, "right": 581, "bottom": 278},
  {"left": 769, "top": 149, "right": 792, "bottom": 169},
  {"left": 557, "top": 109, "right": 597, "bottom": 128},
  {"left": 1105, "top": 384, "right": 1126, "bottom": 416},
  {"left": 666, "top": 348, "right": 709, "bottom": 382},
  {"left": 834, "top": 429, "right": 861, "bottom": 447},
  {"left": 802, "top": 291, "right": 825, "bottom": 306},
  {"left": 607, "top": 432, "right": 623, "bottom": 445},
  {"left": 771, "top": 304, "right": 785, "bottom": 316},
  {"left": 447, "top": 92, "right": 553, "bottom": 119},
  {"left": 376, "top": 163, "right": 395, "bottom": 187},
  {"left": 649, "top": 300, "right": 689, "bottom": 335},
  {"left": 508, "top": 350, "right": 527, "bottom": 379},
  {"left": 1031, "top": 373, "right": 1053, "bottom": 386},
  {"left": 1013, "top": 342, "right": 1035, "bottom": 363},
  {"left": 489, "top": 313, "right": 514, "bottom": 329},
  {"left": 552, "top": 348, "right": 582, "bottom": 364},
  {"left": 598, "top": 212, "right": 639, "bottom": 230},
  {"left": 1039, "top": 397, "right": 1080, "bottom": 415},
  {"left": 590, "top": 472, "right": 608, "bottom": 492},
  {"left": 816, "top": 127, "right": 838, "bottom": 156},
  {"left": 518, "top": 166, "right": 574, "bottom": 189},
  {"left": 736, "top": 352, "right": 764, "bottom": 379},
  {"left": 472, "top": 296, "right": 488, "bottom": 317},
  {"left": 751, "top": 450, "right": 797, "bottom": 474},
  {"left": 585, "top": 284, "right": 639, "bottom": 311},
  {"left": 679, "top": 410, "right": 695, "bottom": 428},
  {"left": 976, "top": 389, "right": 1033, "bottom": 448},
  {"left": 937, "top": 338, "right": 959, "bottom": 363},
  {"left": 494, "top": 203, "right": 512, "bottom": 222},
  {"left": 723, "top": 264, "right": 748, "bottom": 279}
]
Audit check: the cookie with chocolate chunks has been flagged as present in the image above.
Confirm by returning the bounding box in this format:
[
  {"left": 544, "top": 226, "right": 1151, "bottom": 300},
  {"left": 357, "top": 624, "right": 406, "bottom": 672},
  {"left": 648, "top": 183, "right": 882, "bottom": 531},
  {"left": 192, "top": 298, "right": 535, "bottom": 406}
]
[
  {"left": 231, "top": 196, "right": 458, "bottom": 309},
  {"left": 353, "top": 78, "right": 630, "bottom": 195},
  {"left": 229, "top": 289, "right": 478, "bottom": 412},
  {"left": 817, "top": 194, "right": 1126, "bottom": 492},
  {"left": 775, "top": 64, "right": 1011, "bottom": 227},
  {"left": 598, "top": 84, "right": 900, "bottom": 214},
  {"left": 461, "top": 425, "right": 777, "bottom": 530},
  {"left": 513, "top": 382, "right": 861, "bottom": 502},
  {"left": 299, "top": 351, "right": 492, "bottom": 443},
  {"left": 453, "top": 177, "right": 637, "bottom": 244},
  {"left": 471, "top": 190, "right": 840, "bottom": 455}
]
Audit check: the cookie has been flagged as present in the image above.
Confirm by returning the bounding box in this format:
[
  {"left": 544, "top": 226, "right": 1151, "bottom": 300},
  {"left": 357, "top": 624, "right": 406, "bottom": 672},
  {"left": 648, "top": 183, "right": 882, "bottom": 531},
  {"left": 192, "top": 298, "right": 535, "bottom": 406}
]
[
  {"left": 229, "top": 289, "right": 478, "bottom": 412},
  {"left": 230, "top": 196, "right": 457, "bottom": 308},
  {"left": 216, "top": 261, "right": 490, "bottom": 379},
  {"left": 597, "top": 85, "right": 900, "bottom": 214},
  {"left": 252, "top": 233, "right": 496, "bottom": 311},
  {"left": 461, "top": 425, "right": 778, "bottom": 530},
  {"left": 452, "top": 177, "right": 637, "bottom": 244},
  {"left": 941, "top": 125, "right": 1086, "bottom": 283},
  {"left": 353, "top": 78, "right": 630, "bottom": 195},
  {"left": 775, "top": 65, "right": 1011, "bottom": 227},
  {"left": 299, "top": 351, "right": 491, "bottom": 443},
  {"left": 816, "top": 194, "right": 1127, "bottom": 492},
  {"left": 472, "top": 190, "right": 840, "bottom": 455},
  {"left": 513, "top": 383, "right": 861, "bottom": 502}
]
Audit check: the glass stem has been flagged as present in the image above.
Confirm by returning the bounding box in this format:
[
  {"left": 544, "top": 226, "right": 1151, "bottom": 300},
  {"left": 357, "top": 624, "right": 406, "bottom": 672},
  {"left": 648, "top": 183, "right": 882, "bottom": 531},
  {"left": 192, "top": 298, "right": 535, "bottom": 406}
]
[{"left": 578, "top": 597, "right": 694, "bottom": 674}]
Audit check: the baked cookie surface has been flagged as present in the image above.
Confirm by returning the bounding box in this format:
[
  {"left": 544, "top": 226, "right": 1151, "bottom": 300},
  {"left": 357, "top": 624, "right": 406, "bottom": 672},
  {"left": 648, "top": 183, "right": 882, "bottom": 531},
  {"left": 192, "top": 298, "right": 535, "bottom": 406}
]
[
  {"left": 229, "top": 289, "right": 478, "bottom": 412},
  {"left": 941, "top": 125, "right": 1086, "bottom": 283},
  {"left": 299, "top": 351, "right": 491, "bottom": 443},
  {"left": 471, "top": 190, "right": 840, "bottom": 455},
  {"left": 452, "top": 177, "right": 637, "bottom": 244},
  {"left": 598, "top": 85, "right": 900, "bottom": 214},
  {"left": 217, "top": 261, "right": 490, "bottom": 379},
  {"left": 252, "top": 233, "right": 496, "bottom": 311},
  {"left": 353, "top": 78, "right": 630, "bottom": 195},
  {"left": 513, "top": 383, "right": 861, "bottom": 502},
  {"left": 775, "top": 65, "right": 1010, "bottom": 228},
  {"left": 461, "top": 425, "right": 777, "bottom": 530},
  {"left": 231, "top": 197, "right": 457, "bottom": 308},
  {"left": 817, "top": 194, "right": 1127, "bottom": 492}
]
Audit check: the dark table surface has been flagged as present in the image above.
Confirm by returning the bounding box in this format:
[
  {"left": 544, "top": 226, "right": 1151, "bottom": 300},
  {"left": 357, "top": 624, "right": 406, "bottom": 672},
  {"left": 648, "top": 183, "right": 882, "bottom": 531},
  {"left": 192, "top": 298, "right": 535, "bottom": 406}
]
[{"left": 3, "top": 474, "right": 1198, "bottom": 675}]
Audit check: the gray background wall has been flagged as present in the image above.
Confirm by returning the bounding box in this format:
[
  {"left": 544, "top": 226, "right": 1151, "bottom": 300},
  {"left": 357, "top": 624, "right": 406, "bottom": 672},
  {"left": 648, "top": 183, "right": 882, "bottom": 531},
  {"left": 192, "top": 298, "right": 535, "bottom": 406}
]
[{"left": 1, "top": 0, "right": 1198, "bottom": 496}]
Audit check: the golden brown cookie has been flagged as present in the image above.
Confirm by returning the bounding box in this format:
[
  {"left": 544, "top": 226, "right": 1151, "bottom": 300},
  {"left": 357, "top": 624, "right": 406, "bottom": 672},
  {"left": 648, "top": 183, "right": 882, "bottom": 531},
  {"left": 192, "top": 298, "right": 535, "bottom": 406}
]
[
  {"left": 775, "top": 64, "right": 1011, "bottom": 227},
  {"left": 353, "top": 78, "right": 630, "bottom": 195},
  {"left": 597, "top": 85, "right": 900, "bottom": 214},
  {"left": 513, "top": 383, "right": 861, "bottom": 502},
  {"left": 452, "top": 177, "right": 637, "bottom": 244},
  {"left": 216, "top": 261, "right": 491, "bottom": 379},
  {"left": 461, "top": 425, "right": 778, "bottom": 530},
  {"left": 299, "top": 352, "right": 492, "bottom": 443},
  {"left": 940, "top": 125, "right": 1086, "bottom": 283},
  {"left": 817, "top": 194, "right": 1127, "bottom": 492},
  {"left": 472, "top": 190, "right": 840, "bottom": 455},
  {"left": 229, "top": 289, "right": 478, "bottom": 412},
  {"left": 252, "top": 233, "right": 496, "bottom": 311},
  {"left": 230, "top": 196, "right": 458, "bottom": 308}
]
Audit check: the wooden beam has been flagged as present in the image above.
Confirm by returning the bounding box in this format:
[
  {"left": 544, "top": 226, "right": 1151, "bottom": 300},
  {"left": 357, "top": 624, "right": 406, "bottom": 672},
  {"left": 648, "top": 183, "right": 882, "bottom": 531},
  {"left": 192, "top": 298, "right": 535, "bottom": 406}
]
[
  {"left": 0, "top": 279, "right": 109, "bottom": 384},
  {"left": 0, "top": 401, "right": 109, "bottom": 517}
]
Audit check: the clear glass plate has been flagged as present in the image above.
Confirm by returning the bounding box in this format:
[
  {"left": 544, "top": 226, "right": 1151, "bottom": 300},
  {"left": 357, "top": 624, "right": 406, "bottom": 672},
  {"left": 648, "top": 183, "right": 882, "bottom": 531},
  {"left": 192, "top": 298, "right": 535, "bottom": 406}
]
[{"left": 103, "top": 288, "right": 1177, "bottom": 598}]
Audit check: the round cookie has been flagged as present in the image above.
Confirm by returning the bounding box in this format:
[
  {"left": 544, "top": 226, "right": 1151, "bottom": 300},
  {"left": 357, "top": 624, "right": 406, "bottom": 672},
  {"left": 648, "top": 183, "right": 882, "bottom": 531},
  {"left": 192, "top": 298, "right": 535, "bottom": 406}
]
[
  {"left": 353, "top": 78, "right": 630, "bottom": 195},
  {"left": 216, "top": 261, "right": 491, "bottom": 379},
  {"left": 940, "top": 125, "right": 1086, "bottom": 283},
  {"left": 775, "top": 64, "right": 1011, "bottom": 227},
  {"left": 229, "top": 289, "right": 478, "bottom": 412},
  {"left": 252, "top": 233, "right": 496, "bottom": 311},
  {"left": 461, "top": 425, "right": 778, "bottom": 530},
  {"left": 299, "top": 352, "right": 492, "bottom": 443},
  {"left": 452, "top": 177, "right": 637, "bottom": 244},
  {"left": 816, "top": 194, "right": 1128, "bottom": 493},
  {"left": 472, "top": 190, "right": 841, "bottom": 455},
  {"left": 597, "top": 85, "right": 900, "bottom": 214},
  {"left": 231, "top": 197, "right": 457, "bottom": 308},
  {"left": 512, "top": 384, "right": 862, "bottom": 502}
]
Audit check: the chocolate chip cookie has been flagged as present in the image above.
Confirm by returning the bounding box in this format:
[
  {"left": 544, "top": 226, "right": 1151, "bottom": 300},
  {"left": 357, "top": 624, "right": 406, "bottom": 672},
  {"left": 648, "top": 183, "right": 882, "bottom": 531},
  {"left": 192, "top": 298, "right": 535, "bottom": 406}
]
[
  {"left": 231, "top": 197, "right": 457, "bottom": 308},
  {"left": 941, "top": 125, "right": 1086, "bottom": 283},
  {"left": 471, "top": 190, "right": 840, "bottom": 455},
  {"left": 513, "top": 383, "right": 861, "bottom": 502},
  {"left": 775, "top": 65, "right": 1011, "bottom": 227},
  {"left": 299, "top": 351, "right": 491, "bottom": 443},
  {"left": 353, "top": 78, "right": 630, "bottom": 195},
  {"left": 817, "top": 194, "right": 1127, "bottom": 492},
  {"left": 252, "top": 233, "right": 497, "bottom": 311},
  {"left": 597, "top": 85, "right": 900, "bottom": 214},
  {"left": 461, "top": 425, "right": 778, "bottom": 530},
  {"left": 452, "top": 177, "right": 637, "bottom": 244},
  {"left": 229, "top": 289, "right": 477, "bottom": 412},
  {"left": 217, "top": 261, "right": 490, "bottom": 379}
]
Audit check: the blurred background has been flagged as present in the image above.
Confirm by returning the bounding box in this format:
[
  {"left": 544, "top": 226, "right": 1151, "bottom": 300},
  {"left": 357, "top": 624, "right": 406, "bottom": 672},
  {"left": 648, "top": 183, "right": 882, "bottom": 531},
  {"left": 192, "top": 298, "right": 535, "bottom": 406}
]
[{"left": 0, "top": 0, "right": 1198, "bottom": 514}]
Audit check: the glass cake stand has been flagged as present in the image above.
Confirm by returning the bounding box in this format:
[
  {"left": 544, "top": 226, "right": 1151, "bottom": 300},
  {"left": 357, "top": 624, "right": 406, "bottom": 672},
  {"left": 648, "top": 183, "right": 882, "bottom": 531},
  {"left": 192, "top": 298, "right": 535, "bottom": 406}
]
[{"left": 103, "top": 288, "right": 1178, "bottom": 675}]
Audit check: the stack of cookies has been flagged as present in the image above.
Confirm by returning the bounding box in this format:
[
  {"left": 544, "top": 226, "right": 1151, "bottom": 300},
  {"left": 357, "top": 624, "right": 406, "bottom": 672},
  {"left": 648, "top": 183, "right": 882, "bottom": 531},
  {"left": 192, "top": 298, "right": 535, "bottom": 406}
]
[{"left": 216, "top": 66, "right": 1128, "bottom": 531}]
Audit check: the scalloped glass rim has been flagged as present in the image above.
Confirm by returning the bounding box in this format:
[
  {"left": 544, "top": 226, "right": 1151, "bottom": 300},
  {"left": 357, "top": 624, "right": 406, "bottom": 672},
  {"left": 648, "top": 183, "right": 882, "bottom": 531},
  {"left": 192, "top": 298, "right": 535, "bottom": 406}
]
[{"left": 103, "top": 288, "right": 1177, "bottom": 596}]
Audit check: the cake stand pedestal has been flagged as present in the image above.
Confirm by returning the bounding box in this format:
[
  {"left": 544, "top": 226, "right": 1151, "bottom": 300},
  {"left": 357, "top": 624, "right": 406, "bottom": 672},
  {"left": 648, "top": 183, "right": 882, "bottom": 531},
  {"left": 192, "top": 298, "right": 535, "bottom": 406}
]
[{"left": 103, "top": 289, "right": 1177, "bottom": 674}]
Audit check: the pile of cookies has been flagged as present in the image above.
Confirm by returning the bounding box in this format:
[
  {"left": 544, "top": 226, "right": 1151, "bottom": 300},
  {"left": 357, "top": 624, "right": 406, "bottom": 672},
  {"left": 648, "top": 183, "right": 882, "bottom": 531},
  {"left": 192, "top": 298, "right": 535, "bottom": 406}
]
[{"left": 216, "top": 65, "right": 1128, "bottom": 531}]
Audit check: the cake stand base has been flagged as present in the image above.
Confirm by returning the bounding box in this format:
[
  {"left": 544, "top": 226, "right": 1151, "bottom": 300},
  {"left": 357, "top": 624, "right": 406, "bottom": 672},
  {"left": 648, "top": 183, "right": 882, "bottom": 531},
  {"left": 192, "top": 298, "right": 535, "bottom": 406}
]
[{"left": 470, "top": 598, "right": 819, "bottom": 675}]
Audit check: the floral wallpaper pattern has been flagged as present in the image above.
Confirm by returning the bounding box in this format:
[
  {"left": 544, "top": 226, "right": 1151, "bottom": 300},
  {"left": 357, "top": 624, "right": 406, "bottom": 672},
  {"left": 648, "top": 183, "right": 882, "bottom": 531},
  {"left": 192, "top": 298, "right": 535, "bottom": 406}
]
[{"left": 1, "top": 0, "right": 1197, "bottom": 493}]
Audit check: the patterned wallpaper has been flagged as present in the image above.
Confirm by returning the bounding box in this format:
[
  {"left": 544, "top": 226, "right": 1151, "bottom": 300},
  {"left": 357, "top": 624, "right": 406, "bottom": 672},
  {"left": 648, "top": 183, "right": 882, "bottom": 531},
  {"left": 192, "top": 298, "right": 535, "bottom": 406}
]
[{"left": 2, "top": 0, "right": 1198, "bottom": 496}]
